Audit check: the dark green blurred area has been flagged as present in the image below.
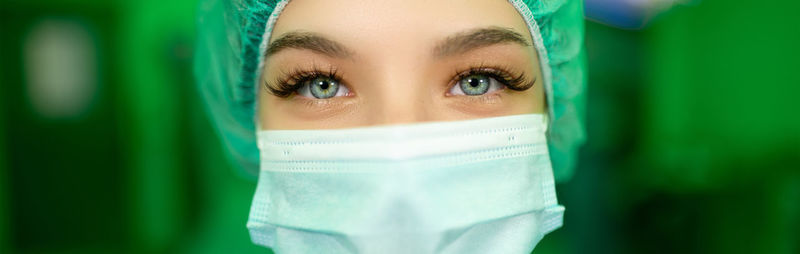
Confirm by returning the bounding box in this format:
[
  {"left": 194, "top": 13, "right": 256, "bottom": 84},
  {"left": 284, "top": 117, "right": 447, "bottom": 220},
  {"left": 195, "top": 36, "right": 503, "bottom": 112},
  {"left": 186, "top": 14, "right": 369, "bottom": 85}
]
[{"left": 0, "top": 0, "right": 797, "bottom": 253}]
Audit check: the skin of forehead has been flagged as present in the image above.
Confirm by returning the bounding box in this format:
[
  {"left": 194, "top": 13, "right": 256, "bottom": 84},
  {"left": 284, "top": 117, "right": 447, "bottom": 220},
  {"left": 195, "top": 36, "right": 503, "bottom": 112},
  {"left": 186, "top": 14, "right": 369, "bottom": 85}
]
[{"left": 267, "top": 0, "right": 535, "bottom": 59}]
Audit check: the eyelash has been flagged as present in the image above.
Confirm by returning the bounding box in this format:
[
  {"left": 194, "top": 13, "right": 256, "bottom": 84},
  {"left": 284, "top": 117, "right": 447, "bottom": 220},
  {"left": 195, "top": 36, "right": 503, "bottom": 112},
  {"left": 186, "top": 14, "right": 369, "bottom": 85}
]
[
  {"left": 264, "top": 66, "right": 343, "bottom": 98},
  {"left": 263, "top": 65, "right": 533, "bottom": 98},
  {"left": 448, "top": 64, "right": 534, "bottom": 92}
]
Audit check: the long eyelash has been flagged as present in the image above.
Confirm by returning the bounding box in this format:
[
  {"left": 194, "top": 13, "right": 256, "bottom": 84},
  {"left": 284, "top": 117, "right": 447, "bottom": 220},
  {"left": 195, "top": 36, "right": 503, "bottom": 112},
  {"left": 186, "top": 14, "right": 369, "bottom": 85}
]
[
  {"left": 451, "top": 63, "right": 535, "bottom": 91},
  {"left": 263, "top": 65, "right": 342, "bottom": 98}
]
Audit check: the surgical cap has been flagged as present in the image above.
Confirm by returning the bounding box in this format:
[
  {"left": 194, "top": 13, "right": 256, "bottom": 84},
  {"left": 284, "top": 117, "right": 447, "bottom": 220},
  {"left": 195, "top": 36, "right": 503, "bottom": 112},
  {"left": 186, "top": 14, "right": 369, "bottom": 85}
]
[{"left": 194, "top": 0, "right": 587, "bottom": 182}]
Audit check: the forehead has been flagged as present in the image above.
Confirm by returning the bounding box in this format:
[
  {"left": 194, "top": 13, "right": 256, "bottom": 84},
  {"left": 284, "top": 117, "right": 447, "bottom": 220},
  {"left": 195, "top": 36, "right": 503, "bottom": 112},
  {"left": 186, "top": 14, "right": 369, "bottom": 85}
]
[{"left": 269, "top": 0, "right": 532, "bottom": 49}]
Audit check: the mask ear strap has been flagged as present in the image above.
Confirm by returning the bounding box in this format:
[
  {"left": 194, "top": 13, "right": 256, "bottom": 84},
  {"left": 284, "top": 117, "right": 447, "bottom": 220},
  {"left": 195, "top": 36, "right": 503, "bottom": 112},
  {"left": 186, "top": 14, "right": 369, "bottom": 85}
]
[
  {"left": 541, "top": 206, "right": 566, "bottom": 234},
  {"left": 541, "top": 113, "right": 550, "bottom": 132},
  {"left": 255, "top": 120, "right": 264, "bottom": 150},
  {"left": 538, "top": 131, "right": 563, "bottom": 234}
]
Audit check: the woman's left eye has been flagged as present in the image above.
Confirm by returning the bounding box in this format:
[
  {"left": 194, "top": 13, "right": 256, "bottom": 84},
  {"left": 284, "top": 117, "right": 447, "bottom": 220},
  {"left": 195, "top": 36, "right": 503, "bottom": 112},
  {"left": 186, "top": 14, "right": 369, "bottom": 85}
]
[{"left": 448, "top": 74, "right": 505, "bottom": 96}]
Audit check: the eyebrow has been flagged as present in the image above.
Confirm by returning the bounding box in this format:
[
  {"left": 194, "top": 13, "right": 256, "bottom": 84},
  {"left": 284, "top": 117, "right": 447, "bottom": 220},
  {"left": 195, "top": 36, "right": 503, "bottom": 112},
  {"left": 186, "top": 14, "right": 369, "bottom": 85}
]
[
  {"left": 433, "top": 26, "right": 530, "bottom": 58},
  {"left": 266, "top": 31, "right": 354, "bottom": 58},
  {"left": 265, "top": 26, "right": 529, "bottom": 59}
]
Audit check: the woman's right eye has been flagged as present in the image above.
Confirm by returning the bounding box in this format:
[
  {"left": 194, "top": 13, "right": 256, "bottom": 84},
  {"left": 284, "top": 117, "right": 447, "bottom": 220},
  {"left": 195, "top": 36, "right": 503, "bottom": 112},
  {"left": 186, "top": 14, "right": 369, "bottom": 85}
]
[{"left": 296, "top": 76, "right": 351, "bottom": 99}]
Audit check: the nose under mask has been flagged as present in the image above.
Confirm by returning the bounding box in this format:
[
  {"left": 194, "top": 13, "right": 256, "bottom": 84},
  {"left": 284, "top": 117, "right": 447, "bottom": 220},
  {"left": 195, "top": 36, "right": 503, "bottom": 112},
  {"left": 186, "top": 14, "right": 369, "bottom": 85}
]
[{"left": 248, "top": 113, "right": 564, "bottom": 253}]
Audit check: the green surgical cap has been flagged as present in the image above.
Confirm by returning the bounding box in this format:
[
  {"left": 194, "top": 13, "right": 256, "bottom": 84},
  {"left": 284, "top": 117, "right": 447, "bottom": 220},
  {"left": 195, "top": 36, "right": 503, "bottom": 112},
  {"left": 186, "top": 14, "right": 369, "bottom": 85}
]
[{"left": 194, "top": 0, "right": 587, "bottom": 182}]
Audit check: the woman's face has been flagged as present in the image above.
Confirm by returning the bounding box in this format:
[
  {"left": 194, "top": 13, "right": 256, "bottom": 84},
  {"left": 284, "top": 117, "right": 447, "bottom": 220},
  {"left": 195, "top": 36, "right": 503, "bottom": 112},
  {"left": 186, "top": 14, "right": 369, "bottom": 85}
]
[{"left": 259, "top": 0, "right": 544, "bottom": 130}]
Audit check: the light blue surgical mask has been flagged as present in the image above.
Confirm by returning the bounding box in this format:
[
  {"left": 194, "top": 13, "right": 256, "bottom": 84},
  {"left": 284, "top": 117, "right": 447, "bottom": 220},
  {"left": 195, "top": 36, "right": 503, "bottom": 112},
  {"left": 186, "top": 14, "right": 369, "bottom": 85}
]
[{"left": 248, "top": 114, "right": 564, "bottom": 253}]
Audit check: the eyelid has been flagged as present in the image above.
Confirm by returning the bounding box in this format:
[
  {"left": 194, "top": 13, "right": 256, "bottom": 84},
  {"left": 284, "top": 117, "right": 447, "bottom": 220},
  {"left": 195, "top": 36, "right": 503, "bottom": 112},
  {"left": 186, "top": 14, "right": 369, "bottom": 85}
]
[
  {"left": 263, "top": 66, "right": 347, "bottom": 98},
  {"left": 447, "top": 66, "right": 529, "bottom": 92},
  {"left": 295, "top": 77, "right": 352, "bottom": 99}
]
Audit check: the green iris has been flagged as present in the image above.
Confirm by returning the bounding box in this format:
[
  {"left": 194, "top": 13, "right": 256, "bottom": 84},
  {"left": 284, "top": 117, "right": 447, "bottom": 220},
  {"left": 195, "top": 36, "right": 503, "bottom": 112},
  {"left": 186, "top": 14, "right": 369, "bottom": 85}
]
[
  {"left": 459, "top": 74, "right": 491, "bottom": 95},
  {"left": 308, "top": 77, "right": 340, "bottom": 99}
]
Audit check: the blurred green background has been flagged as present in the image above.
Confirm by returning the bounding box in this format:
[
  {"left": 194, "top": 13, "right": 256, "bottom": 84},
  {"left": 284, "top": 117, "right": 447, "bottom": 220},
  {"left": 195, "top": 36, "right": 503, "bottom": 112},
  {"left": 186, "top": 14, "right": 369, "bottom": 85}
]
[{"left": 0, "top": 0, "right": 797, "bottom": 253}]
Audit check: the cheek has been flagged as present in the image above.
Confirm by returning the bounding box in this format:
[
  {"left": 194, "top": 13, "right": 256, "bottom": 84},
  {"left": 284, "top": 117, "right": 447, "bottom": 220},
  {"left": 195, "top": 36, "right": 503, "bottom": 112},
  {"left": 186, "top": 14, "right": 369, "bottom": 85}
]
[
  {"left": 436, "top": 89, "right": 541, "bottom": 121},
  {"left": 259, "top": 94, "right": 362, "bottom": 130},
  {"left": 514, "top": 80, "right": 546, "bottom": 114},
  {"left": 500, "top": 90, "right": 543, "bottom": 117},
  {"left": 258, "top": 92, "right": 283, "bottom": 130}
]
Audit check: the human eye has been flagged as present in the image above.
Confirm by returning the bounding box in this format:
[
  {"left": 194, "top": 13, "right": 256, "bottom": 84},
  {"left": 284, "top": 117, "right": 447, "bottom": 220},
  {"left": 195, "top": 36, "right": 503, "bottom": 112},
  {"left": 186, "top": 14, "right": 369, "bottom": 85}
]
[
  {"left": 296, "top": 76, "right": 350, "bottom": 99},
  {"left": 446, "top": 66, "right": 533, "bottom": 96},
  {"left": 264, "top": 67, "right": 352, "bottom": 99}
]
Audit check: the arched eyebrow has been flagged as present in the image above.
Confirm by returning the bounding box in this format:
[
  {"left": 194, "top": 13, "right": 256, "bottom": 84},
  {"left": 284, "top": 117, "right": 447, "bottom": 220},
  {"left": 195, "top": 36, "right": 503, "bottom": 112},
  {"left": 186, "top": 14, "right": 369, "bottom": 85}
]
[
  {"left": 266, "top": 31, "right": 354, "bottom": 58},
  {"left": 265, "top": 26, "right": 529, "bottom": 59},
  {"left": 433, "top": 26, "right": 530, "bottom": 58}
]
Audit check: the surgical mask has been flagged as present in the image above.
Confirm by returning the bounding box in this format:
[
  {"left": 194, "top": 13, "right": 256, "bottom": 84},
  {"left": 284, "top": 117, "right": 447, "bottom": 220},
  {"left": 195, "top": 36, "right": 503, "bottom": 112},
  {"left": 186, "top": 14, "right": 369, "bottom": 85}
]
[{"left": 248, "top": 114, "right": 564, "bottom": 253}]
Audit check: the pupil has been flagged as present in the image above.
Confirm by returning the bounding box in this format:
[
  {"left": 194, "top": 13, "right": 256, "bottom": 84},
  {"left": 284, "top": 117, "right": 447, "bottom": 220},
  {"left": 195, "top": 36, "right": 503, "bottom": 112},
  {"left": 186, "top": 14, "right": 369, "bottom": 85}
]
[
  {"left": 469, "top": 78, "right": 480, "bottom": 87},
  {"left": 319, "top": 81, "right": 330, "bottom": 90}
]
